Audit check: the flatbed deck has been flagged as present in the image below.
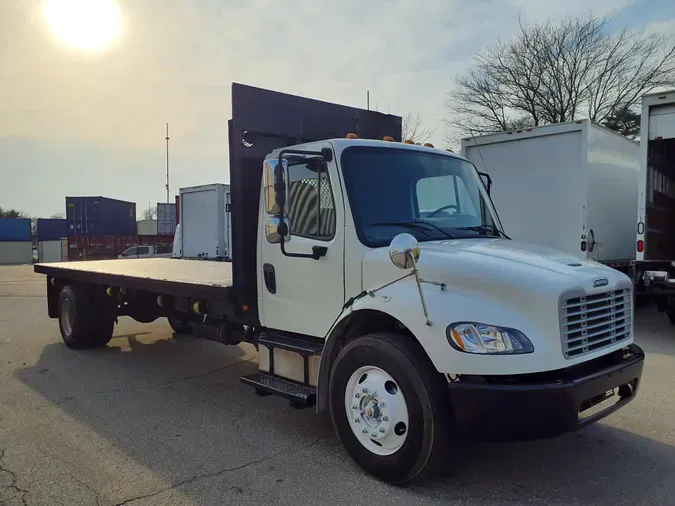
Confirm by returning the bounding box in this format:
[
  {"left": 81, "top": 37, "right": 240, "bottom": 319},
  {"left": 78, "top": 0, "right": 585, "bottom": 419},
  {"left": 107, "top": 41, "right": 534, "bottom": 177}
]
[{"left": 34, "top": 258, "right": 233, "bottom": 300}]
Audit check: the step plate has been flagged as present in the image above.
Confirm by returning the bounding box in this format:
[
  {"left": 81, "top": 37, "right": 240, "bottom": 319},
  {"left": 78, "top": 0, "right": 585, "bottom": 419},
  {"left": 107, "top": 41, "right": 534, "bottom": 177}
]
[
  {"left": 240, "top": 373, "right": 316, "bottom": 405},
  {"left": 258, "top": 333, "right": 323, "bottom": 356}
]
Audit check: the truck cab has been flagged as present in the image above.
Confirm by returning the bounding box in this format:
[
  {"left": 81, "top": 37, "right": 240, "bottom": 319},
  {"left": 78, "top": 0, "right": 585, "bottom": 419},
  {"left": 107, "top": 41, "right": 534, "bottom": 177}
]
[{"left": 248, "top": 133, "right": 643, "bottom": 482}]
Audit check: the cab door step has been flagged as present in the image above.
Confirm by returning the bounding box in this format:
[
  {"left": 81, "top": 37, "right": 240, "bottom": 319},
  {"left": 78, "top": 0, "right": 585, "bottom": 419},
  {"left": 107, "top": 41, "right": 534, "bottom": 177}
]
[
  {"left": 258, "top": 331, "right": 324, "bottom": 355},
  {"left": 240, "top": 373, "right": 316, "bottom": 408}
]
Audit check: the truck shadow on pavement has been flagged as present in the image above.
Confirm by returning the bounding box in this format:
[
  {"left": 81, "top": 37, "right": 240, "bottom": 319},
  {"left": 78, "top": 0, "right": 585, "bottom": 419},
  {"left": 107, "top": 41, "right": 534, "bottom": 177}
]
[{"left": 14, "top": 331, "right": 675, "bottom": 505}]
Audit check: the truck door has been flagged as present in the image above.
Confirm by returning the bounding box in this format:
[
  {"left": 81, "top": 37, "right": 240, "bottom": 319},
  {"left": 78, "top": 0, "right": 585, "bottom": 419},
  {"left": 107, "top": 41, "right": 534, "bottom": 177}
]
[
  {"left": 228, "top": 82, "right": 401, "bottom": 326},
  {"left": 259, "top": 150, "right": 345, "bottom": 337}
]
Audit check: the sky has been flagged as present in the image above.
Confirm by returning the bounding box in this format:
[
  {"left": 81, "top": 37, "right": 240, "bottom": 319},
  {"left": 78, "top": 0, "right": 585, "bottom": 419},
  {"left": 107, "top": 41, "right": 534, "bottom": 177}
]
[{"left": 1, "top": 0, "right": 674, "bottom": 218}]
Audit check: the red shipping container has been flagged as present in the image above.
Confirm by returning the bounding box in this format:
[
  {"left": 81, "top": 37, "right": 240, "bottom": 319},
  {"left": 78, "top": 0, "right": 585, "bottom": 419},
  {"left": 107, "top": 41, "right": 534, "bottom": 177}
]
[
  {"left": 175, "top": 195, "right": 180, "bottom": 225},
  {"left": 138, "top": 234, "right": 174, "bottom": 246},
  {"left": 67, "top": 234, "right": 138, "bottom": 261},
  {"left": 66, "top": 234, "right": 176, "bottom": 261}
]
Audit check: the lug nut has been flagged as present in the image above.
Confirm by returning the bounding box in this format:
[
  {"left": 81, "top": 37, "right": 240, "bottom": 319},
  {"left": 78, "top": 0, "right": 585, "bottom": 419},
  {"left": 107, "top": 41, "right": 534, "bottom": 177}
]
[
  {"left": 371, "top": 433, "right": 377, "bottom": 438},
  {"left": 382, "top": 416, "right": 389, "bottom": 422},
  {"left": 380, "top": 428, "right": 386, "bottom": 433},
  {"left": 362, "top": 388, "right": 368, "bottom": 394},
  {"left": 354, "top": 418, "right": 360, "bottom": 423},
  {"left": 355, "top": 393, "right": 360, "bottom": 398},
  {"left": 352, "top": 405, "right": 358, "bottom": 410},
  {"left": 362, "top": 428, "right": 368, "bottom": 434}
]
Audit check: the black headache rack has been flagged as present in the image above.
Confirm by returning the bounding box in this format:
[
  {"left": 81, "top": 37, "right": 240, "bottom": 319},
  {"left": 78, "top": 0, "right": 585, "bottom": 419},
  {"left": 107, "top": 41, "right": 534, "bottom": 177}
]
[{"left": 228, "top": 83, "right": 402, "bottom": 325}]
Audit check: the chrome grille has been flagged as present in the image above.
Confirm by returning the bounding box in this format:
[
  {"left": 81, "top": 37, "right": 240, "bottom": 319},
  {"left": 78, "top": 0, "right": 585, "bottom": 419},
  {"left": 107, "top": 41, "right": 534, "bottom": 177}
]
[{"left": 561, "top": 289, "right": 632, "bottom": 359}]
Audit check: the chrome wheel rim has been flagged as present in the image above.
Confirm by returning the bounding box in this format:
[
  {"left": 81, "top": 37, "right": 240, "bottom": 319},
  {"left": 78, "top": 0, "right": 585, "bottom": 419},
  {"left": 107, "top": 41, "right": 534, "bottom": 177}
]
[
  {"left": 61, "top": 298, "right": 74, "bottom": 335},
  {"left": 344, "top": 365, "right": 409, "bottom": 456}
]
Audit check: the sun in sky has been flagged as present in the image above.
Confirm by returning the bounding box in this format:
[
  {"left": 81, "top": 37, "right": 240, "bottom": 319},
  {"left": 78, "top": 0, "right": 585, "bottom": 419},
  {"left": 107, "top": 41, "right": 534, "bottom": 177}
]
[{"left": 43, "top": 0, "right": 122, "bottom": 53}]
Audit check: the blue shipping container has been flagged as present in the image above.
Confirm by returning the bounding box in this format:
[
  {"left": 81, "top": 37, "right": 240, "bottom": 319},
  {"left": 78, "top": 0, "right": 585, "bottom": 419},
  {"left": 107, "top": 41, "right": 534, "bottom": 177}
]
[
  {"left": 0, "top": 218, "right": 31, "bottom": 241},
  {"left": 65, "top": 196, "right": 137, "bottom": 236},
  {"left": 36, "top": 218, "right": 67, "bottom": 241}
]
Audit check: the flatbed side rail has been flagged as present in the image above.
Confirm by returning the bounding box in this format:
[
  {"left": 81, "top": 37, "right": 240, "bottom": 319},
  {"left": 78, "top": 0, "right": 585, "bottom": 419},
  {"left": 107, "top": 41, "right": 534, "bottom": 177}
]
[{"left": 34, "top": 264, "right": 230, "bottom": 301}]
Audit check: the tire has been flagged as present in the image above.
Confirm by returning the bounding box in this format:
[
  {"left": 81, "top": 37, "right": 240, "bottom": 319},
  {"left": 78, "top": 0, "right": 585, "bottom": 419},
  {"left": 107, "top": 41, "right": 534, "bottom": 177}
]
[
  {"left": 667, "top": 307, "right": 675, "bottom": 325},
  {"left": 168, "top": 315, "right": 192, "bottom": 334},
  {"left": 91, "top": 290, "right": 116, "bottom": 347},
  {"left": 328, "top": 332, "right": 452, "bottom": 485},
  {"left": 58, "top": 285, "right": 115, "bottom": 349}
]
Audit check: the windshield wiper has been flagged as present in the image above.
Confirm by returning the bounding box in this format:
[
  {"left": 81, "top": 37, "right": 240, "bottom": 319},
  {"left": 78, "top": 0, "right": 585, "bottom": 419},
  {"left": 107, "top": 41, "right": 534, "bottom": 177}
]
[
  {"left": 455, "top": 225, "right": 510, "bottom": 239},
  {"left": 370, "top": 220, "right": 456, "bottom": 240}
]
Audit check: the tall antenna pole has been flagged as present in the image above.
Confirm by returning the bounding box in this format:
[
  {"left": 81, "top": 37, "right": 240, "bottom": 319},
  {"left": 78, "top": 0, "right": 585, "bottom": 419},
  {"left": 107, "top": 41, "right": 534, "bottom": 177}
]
[
  {"left": 367, "top": 91, "right": 370, "bottom": 111},
  {"left": 165, "top": 122, "right": 170, "bottom": 203}
]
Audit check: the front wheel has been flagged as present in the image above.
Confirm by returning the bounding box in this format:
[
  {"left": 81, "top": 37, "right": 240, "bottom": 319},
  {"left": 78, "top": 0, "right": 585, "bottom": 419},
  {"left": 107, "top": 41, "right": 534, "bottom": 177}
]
[{"left": 328, "top": 332, "right": 452, "bottom": 485}]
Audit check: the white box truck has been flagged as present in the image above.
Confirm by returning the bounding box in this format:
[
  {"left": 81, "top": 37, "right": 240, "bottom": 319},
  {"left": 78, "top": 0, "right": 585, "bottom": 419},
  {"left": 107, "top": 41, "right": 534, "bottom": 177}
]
[
  {"left": 33, "top": 83, "right": 644, "bottom": 485},
  {"left": 178, "top": 183, "right": 231, "bottom": 261},
  {"left": 636, "top": 90, "right": 675, "bottom": 321},
  {"left": 462, "top": 119, "right": 639, "bottom": 264},
  {"left": 462, "top": 111, "right": 675, "bottom": 323}
]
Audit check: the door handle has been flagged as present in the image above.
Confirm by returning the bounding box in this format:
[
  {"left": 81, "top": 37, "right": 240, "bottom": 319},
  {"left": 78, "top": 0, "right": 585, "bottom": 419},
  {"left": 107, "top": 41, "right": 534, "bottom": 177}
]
[{"left": 263, "top": 263, "right": 276, "bottom": 294}]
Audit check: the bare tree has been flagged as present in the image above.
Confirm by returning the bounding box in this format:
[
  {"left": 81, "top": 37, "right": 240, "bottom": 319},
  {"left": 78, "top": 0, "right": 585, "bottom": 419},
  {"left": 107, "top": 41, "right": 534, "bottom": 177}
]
[
  {"left": 50, "top": 212, "right": 65, "bottom": 219},
  {"left": 445, "top": 14, "right": 675, "bottom": 142},
  {"left": 401, "top": 112, "right": 437, "bottom": 144}
]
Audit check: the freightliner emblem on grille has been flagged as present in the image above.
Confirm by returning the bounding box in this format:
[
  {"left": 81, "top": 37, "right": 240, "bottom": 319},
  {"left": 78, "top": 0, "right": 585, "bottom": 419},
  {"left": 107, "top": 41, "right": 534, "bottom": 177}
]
[{"left": 593, "top": 278, "right": 609, "bottom": 287}]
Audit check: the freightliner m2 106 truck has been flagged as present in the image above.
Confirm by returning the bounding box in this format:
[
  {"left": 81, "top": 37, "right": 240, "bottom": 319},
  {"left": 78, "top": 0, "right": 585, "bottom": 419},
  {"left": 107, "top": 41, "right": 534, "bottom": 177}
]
[{"left": 35, "top": 83, "right": 644, "bottom": 485}]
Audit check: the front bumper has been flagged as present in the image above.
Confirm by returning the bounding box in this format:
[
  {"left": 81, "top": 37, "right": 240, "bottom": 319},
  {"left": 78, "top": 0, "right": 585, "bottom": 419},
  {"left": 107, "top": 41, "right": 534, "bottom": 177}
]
[{"left": 448, "top": 344, "right": 644, "bottom": 442}]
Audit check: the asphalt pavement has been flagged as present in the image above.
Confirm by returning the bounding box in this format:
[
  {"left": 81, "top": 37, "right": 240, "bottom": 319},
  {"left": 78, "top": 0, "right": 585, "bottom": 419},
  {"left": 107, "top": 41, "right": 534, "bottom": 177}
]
[{"left": 1, "top": 264, "right": 674, "bottom": 505}]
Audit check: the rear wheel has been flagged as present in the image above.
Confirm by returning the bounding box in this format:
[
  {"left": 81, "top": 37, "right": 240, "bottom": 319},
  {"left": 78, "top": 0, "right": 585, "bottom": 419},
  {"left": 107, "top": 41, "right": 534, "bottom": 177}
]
[
  {"left": 168, "top": 315, "right": 192, "bottom": 334},
  {"left": 328, "top": 332, "right": 452, "bottom": 485},
  {"left": 58, "top": 285, "right": 116, "bottom": 349}
]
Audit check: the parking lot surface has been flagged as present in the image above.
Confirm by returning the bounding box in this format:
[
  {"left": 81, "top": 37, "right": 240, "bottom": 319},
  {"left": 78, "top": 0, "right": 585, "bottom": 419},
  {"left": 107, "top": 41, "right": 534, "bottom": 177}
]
[{"left": 1, "top": 264, "right": 674, "bottom": 505}]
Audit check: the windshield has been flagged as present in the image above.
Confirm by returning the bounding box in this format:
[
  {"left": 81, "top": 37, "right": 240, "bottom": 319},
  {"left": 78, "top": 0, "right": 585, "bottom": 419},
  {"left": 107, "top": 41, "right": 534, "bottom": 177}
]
[{"left": 340, "top": 146, "right": 504, "bottom": 247}]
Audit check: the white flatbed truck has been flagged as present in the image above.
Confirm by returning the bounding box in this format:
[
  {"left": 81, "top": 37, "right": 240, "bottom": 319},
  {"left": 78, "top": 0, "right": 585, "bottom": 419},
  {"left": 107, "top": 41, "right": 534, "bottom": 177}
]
[{"left": 35, "top": 83, "right": 645, "bottom": 485}]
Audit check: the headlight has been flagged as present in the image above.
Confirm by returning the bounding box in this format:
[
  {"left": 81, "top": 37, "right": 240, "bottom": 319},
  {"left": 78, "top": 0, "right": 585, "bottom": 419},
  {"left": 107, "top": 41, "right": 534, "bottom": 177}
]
[{"left": 446, "top": 322, "right": 533, "bottom": 355}]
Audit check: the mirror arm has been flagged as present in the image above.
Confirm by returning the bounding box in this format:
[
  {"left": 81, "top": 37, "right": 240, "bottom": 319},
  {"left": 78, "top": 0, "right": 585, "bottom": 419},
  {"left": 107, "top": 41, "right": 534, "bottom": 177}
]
[
  {"left": 477, "top": 170, "right": 492, "bottom": 194},
  {"left": 409, "top": 253, "right": 432, "bottom": 326},
  {"left": 279, "top": 240, "right": 325, "bottom": 260}
]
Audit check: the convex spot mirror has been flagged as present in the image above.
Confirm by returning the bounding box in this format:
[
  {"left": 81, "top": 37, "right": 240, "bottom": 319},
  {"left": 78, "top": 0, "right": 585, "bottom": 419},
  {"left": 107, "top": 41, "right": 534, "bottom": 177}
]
[
  {"left": 265, "top": 216, "right": 291, "bottom": 244},
  {"left": 389, "top": 233, "right": 420, "bottom": 270}
]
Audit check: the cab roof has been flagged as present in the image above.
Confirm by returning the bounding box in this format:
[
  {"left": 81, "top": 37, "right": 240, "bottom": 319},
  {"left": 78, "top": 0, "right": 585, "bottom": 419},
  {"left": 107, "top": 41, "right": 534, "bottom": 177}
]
[{"left": 268, "top": 138, "right": 467, "bottom": 162}]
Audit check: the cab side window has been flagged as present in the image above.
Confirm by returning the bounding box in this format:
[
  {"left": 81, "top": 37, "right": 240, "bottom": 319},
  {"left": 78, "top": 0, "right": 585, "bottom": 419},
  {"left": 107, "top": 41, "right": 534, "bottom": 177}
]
[{"left": 287, "top": 160, "right": 336, "bottom": 240}]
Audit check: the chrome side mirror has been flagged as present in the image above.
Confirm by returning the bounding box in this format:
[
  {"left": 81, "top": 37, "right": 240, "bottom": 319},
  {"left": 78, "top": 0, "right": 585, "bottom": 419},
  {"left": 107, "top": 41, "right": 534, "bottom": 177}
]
[
  {"left": 389, "top": 233, "right": 420, "bottom": 270},
  {"left": 265, "top": 216, "right": 291, "bottom": 244}
]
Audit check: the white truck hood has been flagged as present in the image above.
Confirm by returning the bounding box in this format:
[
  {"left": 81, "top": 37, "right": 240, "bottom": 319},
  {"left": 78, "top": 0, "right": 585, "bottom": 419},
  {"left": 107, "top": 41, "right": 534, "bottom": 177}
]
[
  {"left": 420, "top": 238, "right": 614, "bottom": 282},
  {"left": 363, "top": 237, "right": 628, "bottom": 293},
  {"left": 360, "top": 237, "right": 633, "bottom": 374}
]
